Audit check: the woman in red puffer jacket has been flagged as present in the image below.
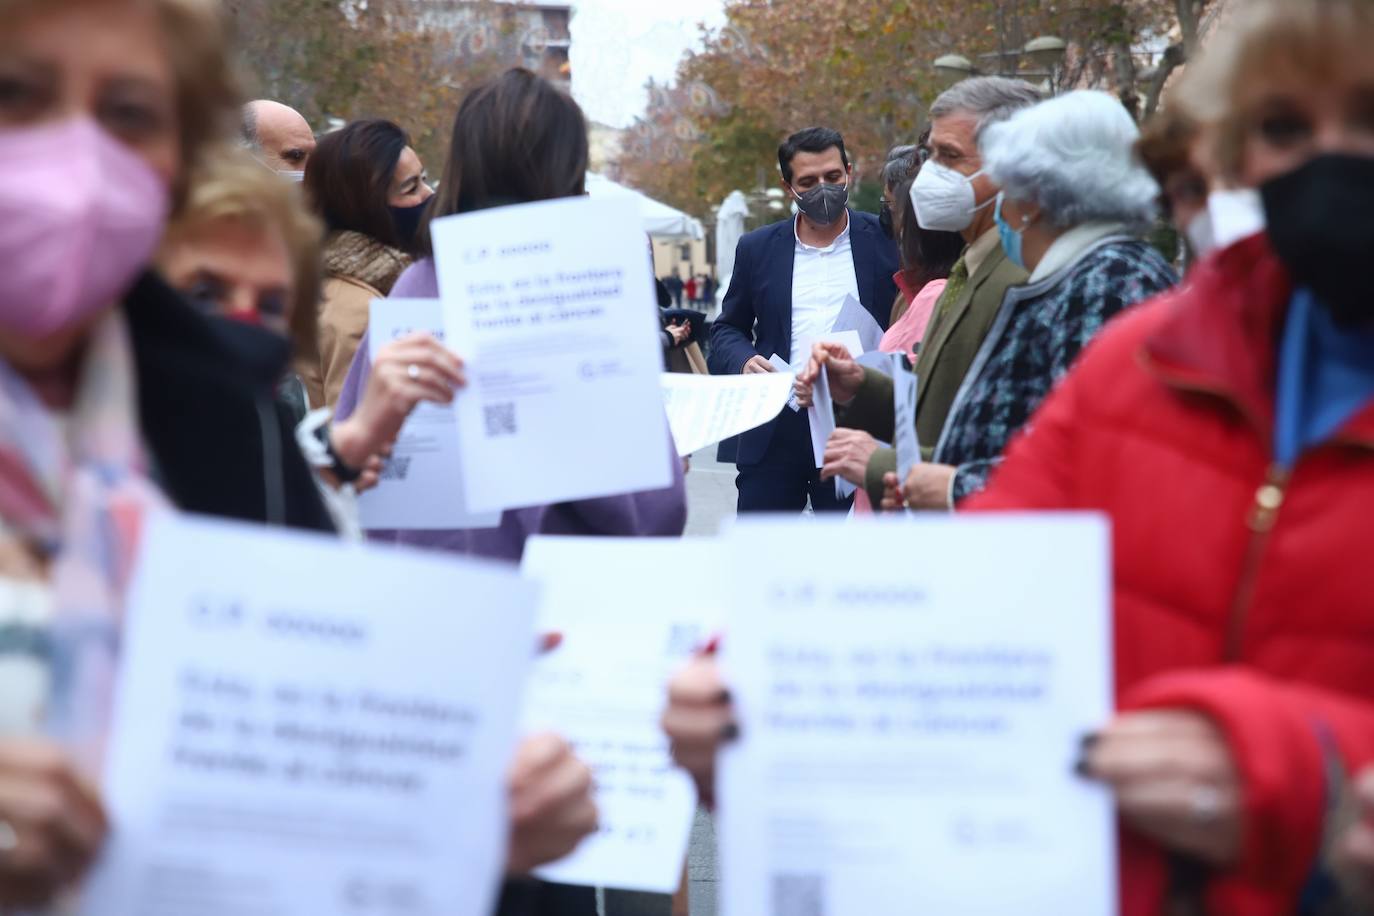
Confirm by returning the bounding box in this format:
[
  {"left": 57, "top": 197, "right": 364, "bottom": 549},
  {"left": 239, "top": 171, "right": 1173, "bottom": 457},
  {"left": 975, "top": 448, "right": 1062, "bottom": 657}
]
[
  {"left": 935, "top": 1, "right": 1374, "bottom": 911},
  {"left": 665, "top": 3, "right": 1374, "bottom": 914}
]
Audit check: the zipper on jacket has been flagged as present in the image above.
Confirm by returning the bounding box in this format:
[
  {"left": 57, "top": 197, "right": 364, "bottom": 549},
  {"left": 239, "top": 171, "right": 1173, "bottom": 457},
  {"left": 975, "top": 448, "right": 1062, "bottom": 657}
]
[{"left": 1221, "top": 464, "right": 1289, "bottom": 661}]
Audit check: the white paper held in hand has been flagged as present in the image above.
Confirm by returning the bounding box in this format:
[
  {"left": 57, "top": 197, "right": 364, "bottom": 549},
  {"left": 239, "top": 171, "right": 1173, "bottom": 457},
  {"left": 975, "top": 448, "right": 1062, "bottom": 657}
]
[
  {"left": 520, "top": 536, "right": 719, "bottom": 893},
  {"left": 767, "top": 354, "right": 802, "bottom": 411},
  {"left": 799, "top": 329, "right": 864, "bottom": 365},
  {"left": 807, "top": 366, "right": 835, "bottom": 469},
  {"left": 718, "top": 515, "right": 1116, "bottom": 916},
  {"left": 833, "top": 294, "right": 883, "bottom": 355},
  {"left": 801, "top": 328, "right": 864, "bottom": 468},
  {"left": 661, "top": 372, "right": 795, "bottom": 458},
  {"left": 81, "top": 513, "right": 538, "bottom": 916},
  {"left": 433, "top": 196, "right": 673, "bottom": 513},
  {"left": 356, "top": 299, "right": 501, "bottom": 530},
  {"left": 892, "top": 351, "right": 921, "bottom": 487}
]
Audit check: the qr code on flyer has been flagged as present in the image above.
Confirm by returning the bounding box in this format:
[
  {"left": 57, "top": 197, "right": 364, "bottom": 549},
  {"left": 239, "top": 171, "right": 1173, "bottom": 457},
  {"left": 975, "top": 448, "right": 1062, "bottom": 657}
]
[
  {"left": 380, "top": 456, "right": 411, "bottom": 482},
  {"left": 484, "top": 402, "right": 518, "bottom": 437},
  {"left": 771, "top": 874, "right": 825, "bottom": 916}
]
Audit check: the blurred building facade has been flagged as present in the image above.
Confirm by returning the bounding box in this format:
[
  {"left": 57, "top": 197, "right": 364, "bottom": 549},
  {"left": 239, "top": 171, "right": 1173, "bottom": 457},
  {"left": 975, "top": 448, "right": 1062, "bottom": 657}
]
[{"left": 409, "top": 0, "right": 572, "bottom": 92}]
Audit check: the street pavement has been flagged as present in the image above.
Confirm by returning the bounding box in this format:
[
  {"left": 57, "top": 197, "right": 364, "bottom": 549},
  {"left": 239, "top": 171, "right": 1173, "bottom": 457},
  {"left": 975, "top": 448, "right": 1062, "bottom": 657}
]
[
  {"left": 599, "top": 451, "right": 734, "bottom": 916},
  {"left": 685, "top": 448, "right": 738, "bottom": 537},
  {"left": 683, "top": 449, "right": 733, "bottom": 916}
]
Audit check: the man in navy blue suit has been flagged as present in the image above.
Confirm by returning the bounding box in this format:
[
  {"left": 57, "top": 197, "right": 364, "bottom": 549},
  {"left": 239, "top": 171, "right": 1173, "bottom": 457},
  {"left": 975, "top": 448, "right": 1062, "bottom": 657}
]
[{"left": 709, "top": 127, "right": 900, "bottom": 513}]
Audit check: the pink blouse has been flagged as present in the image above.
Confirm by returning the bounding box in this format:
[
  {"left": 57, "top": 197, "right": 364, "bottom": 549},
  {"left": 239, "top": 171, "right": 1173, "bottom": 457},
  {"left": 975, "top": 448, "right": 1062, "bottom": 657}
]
[{"left": 878, "top": 276, "right": 947, "bottom": 358}]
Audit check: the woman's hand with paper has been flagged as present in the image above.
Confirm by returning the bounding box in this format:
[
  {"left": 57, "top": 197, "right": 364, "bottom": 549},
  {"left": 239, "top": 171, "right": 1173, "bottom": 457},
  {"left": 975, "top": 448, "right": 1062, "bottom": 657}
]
[
  {"left": 1078, "top": 710, "right": 1242, "bottom": 866},
  {"left": 796, "top": 342, "right": 863, "bottom": 409},
  {"left": 505, "top": 733, "right": 599, "bottom": 875},
  {"left": 821, "top": 428, "right": 880, "bottom": 485},
  {"left": 901, "top": 462, "right": 958, "bottom": 511},
  {"left": 662, "top": 653, "right": 736, "bottom": 808},
  {"left": 0, "top": 739, "right": 108, "bottom": 908},
  {"left": 331, "top": 332, "right": 467, "bottom": 472}
]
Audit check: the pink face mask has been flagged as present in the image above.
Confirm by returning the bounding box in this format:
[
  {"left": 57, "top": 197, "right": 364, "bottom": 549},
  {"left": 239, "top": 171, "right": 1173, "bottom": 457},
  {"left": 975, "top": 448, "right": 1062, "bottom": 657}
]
[{"left": 0, "top": 118, "right": 170, "bottom": 338}]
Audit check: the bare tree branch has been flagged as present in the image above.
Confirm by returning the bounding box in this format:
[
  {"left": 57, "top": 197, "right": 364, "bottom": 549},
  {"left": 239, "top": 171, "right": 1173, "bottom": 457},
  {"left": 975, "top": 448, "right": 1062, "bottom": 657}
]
[
  {"left": 1176, "top": 0, "right": 1203, "bottom": 54},
  {"left": 1142, "top": 41, "right": 1187, "bottom": 117}
]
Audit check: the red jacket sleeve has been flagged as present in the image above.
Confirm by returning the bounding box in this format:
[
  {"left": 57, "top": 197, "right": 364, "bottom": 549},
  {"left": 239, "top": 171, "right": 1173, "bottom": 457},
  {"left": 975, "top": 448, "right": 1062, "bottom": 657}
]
[{"left": 1123, "top": 669, "right": 1374, "bottom": 909}]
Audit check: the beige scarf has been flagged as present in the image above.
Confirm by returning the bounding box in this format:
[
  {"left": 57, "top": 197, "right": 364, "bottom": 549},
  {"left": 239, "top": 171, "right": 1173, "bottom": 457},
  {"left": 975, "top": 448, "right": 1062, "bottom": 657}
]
[{"left": 321, "top": 230, "right": 411, "bottom": 296}]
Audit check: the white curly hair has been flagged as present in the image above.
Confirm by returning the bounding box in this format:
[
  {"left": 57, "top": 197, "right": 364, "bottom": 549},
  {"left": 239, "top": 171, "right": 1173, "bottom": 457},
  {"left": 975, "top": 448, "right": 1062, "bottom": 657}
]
[{"left": 980, "top": 90, "right": 1160, "bottom": 230}]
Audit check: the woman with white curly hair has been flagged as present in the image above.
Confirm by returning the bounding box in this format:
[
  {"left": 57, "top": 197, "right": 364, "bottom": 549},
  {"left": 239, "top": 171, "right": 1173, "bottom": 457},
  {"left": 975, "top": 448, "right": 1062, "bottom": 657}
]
[{"left": 883, "top": 89, "right": 1179, "bottom": 507}]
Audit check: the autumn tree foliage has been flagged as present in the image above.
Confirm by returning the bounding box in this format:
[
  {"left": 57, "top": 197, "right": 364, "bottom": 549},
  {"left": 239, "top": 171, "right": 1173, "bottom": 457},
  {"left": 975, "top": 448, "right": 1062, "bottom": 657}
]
[
  {"left": 226, "top": 0, "right": 541, "bottom": 169},
  {"left": 615, "top": 0, "right": 1217, "bottom": 219}
]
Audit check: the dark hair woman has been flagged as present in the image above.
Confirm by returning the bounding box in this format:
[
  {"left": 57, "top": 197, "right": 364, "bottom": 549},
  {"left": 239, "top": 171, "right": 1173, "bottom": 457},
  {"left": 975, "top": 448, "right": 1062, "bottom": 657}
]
[
  {"left": 881, "top": 170, "right": 965, "bottom": 356},
  {"left": 299, "top": 118, "right": 433, "bottom": 409},
  {"left": 335, "top": 67, "right": 686, "bottom": 555},
  {"left": 412, "top": 68, "right": 589, "bottom": 256},
  {"left": 332, "top": 68, "right": 683, "bottom": 912}
]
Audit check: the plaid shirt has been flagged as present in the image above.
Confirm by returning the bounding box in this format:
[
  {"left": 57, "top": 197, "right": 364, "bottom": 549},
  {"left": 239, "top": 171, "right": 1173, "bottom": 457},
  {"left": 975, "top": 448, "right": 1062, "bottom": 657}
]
[{"left": 937, "top": 237, "right": 1177, "bottom": 503}]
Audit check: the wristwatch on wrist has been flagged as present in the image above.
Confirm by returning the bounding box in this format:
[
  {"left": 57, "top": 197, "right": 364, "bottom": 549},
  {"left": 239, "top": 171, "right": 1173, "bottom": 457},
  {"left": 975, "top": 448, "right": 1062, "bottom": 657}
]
[{"left": 294, "top": 407, "right": 363, "bottom": 484}]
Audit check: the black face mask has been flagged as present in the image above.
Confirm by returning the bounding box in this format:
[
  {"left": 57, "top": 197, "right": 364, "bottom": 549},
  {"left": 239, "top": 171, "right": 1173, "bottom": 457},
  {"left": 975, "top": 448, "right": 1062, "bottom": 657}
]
[
  {"left": 879, "top": 201, "right": 895, "bottom": 239},
  {"left": 792, "top": 181, "right": 849, "bottom": 227},
  {"left": 390, "top": 198, "right": 431, "bottom": 250},
  {"left": 206, "top": 314, "right": 293, "bottom": 389},
  {"left": 1262, "top": 154, "right": 1374, "bottom": 327}
]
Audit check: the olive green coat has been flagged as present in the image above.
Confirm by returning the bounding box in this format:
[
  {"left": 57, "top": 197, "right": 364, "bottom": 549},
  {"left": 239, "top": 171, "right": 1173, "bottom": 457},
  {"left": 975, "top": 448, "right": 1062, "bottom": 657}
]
[{"left": 837, "top": 245, "right": 1028, "bottom": 505}]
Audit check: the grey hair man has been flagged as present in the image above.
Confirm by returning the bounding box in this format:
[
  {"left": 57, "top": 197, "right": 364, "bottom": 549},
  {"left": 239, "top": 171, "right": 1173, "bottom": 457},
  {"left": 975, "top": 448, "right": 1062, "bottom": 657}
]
[
  {"left": 822, "top": 76, "right": 1042, "bottom": 508},
  {"left": 242, "top": 100, "right": 316, "bottom": 177}
]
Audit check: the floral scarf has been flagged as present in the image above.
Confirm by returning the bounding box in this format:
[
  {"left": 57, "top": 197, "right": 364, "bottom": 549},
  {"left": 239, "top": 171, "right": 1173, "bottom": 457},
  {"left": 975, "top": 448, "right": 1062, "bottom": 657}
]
[{"left": 0, "top": 312, "right": 165, "bottom": 764}]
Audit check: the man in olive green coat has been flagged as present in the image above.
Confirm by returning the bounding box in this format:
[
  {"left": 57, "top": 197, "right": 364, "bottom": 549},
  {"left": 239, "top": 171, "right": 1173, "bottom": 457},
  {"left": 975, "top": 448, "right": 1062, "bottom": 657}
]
[{"left": 831, "top": 77, "right": 1038, "bottom": 505}]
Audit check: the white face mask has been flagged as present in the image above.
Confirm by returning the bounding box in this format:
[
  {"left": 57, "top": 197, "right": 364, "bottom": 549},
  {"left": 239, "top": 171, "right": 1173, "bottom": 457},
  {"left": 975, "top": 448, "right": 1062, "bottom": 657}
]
[
  {"left": 1185, "top": 189, "right": 1266, "bottom": 259},
  {"left": 910, "top": 159, "right": 992, "bottom": 232},
  {"left": 1184, "top": 210, "right": 1215, "bottom": 260},
  {"left": 279, "top": 170, "right": 306, "bottom": 183},
  {"left": 1207, "top": 188, "right": 1265, "bottom": 251}
]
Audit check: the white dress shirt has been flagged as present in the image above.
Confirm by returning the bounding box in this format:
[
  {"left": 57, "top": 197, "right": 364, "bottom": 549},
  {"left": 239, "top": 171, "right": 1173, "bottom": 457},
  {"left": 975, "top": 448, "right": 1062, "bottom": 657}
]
[{"left": 789, "top": 214, "right": 859, "bottom": 364}]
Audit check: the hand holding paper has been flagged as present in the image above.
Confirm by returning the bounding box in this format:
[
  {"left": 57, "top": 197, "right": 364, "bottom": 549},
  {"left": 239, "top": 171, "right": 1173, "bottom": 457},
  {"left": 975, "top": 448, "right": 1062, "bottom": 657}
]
[
  {"left": 767, "top": 354, "right": 802, "bottom": 411},
  {"left": 355, "top": 299, "right": 500, "bottom": 531},
  {"left": 820, "top": 428, "right": 882, "bottom": 487},
  {"left": 806, "top": 366, "right": 836, "bottom": 469},
  {"left": 82, "top": 514, "right": 538, "bottom": 916},
  {"left": 660, "top": 372, "right": 795, "bottom": 458},
  {"left": 520, "top": 537, "right": 718, "bottom": 893},
  {"left": 434, "top": 196, "right": 672, "bottom": 513},
  {"left": 797, "top": 337, "right": 866, "bottom": 409},
  {"left": 892, "top": 352, "right": 921, "bottom": 490},
  {"left": 506, "top": 733, "right": 599, "bottom": 875},
  {"left": 0, "top": 739, "right": 107, "bottom": 908},
  {"left": 332, "top": 328, "right": 465, "bottom": 470},
  {"left": 718, "top": 515, "right": 1116, "bottom": 916}
]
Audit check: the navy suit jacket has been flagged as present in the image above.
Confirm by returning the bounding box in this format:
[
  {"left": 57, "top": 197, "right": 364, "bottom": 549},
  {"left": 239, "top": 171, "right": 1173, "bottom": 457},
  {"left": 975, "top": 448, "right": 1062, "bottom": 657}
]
[{"left": 709, "top": 210, "right": 899, "bottom": 466}]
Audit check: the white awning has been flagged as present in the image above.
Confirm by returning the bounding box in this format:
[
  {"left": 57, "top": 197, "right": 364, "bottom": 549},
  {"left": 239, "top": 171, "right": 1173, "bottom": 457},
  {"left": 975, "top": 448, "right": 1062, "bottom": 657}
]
[{"left": 585, "top": 172, "right": 705, "bottom": 241}]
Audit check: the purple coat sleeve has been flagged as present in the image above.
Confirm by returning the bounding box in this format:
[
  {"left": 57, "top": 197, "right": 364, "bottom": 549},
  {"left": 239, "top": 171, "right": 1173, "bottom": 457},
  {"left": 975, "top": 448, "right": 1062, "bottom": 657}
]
[{"left": 340, "top": 258, "right": 689, "bottom": 561}]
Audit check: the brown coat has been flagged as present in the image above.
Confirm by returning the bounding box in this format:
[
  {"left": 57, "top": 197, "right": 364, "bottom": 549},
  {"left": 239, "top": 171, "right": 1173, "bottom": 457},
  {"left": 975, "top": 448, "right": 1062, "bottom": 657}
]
[{"left": 299, "top": 230, "right": 410, "bottom": 411}]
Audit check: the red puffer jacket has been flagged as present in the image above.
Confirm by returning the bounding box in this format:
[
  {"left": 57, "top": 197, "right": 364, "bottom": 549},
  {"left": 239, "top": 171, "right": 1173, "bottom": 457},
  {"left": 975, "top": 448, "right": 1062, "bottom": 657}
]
[{"left": 967, "top": 234, "right": 1374, "bottom": 916}]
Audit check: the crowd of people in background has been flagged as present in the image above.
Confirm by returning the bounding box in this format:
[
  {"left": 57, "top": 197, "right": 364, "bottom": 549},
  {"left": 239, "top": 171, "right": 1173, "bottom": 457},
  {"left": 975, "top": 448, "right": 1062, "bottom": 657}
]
[
  {"left": 3, "top": 0, "right": 1374, "bottom": 914},
  {"left": 662, "top": 272, "right": 716, "bottom": 310}
]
